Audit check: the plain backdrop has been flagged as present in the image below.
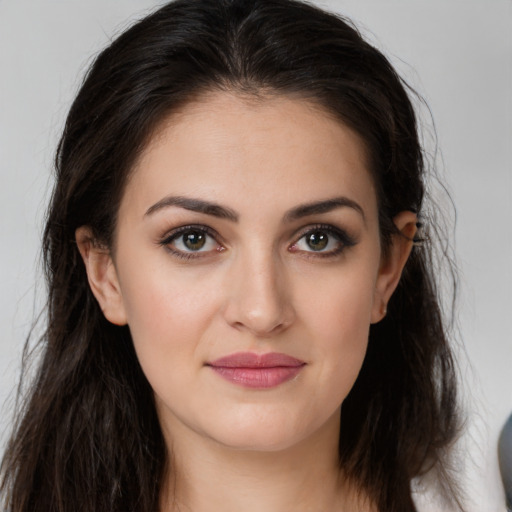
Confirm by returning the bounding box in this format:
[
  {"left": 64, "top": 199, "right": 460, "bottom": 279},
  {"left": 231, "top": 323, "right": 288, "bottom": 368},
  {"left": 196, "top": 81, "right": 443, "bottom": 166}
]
[{"left": 0, "top": 1, "right": 510, "bottom": 510}]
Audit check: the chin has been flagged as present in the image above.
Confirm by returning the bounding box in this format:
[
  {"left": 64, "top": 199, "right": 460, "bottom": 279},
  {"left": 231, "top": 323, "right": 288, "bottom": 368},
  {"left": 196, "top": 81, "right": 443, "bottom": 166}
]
[
  {"left": 201, "top": 405, "right": 339, "bottom": 454},
  {"left": 211, "top": 427, "right": 306, "bottom": 453}
]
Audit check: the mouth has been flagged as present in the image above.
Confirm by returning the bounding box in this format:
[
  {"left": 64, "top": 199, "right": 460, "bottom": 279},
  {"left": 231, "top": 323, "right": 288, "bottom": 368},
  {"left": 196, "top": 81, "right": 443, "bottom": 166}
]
[{"left": 206, "top": 352, "right": 306, "bottom": 389}]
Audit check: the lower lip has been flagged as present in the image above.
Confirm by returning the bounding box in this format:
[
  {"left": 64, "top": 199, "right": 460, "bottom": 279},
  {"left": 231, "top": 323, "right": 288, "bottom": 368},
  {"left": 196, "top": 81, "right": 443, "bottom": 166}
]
[{"left": 209, "top": 366, "right": 304, "bottom": 388}]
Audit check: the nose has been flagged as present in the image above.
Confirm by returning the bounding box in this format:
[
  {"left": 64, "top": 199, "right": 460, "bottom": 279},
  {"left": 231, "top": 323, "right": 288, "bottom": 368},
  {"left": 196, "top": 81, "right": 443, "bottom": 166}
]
[{"left": 222, "top": 250, "right": 295, "bottom": 338}]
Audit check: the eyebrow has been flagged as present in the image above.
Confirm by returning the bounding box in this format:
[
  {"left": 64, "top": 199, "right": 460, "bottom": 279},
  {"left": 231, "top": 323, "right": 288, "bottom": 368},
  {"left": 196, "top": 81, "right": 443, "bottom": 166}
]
[
  {"left": 283, "top": 197, "right": 366, "bottom": 223},
  {"left": 144, "top": 195, "right": 365, "bottom": 223},
  {"left": 145, "top": 195, "right": 239, "bottom": 221}
]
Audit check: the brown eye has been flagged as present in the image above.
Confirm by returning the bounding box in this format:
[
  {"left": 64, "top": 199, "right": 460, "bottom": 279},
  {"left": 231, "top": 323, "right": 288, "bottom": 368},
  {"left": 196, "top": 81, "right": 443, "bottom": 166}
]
[
  {"left": 305, "top": 231, "right": 329, "bottom": 251},
  {"left": 290, "top": 225, "right": 357, "bottom": 257},
  {"left": 162, "top": 226, "right": 220, "bottom": 256},
  {"left": 182, "top": 231, "right": 207, "bottom": 251}
]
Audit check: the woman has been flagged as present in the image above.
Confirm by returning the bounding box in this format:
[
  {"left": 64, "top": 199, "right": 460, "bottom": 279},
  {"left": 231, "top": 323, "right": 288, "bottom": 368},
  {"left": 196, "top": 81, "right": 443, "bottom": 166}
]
[{"left": 0, "top": 0, "right": 463, "bottom": 510}]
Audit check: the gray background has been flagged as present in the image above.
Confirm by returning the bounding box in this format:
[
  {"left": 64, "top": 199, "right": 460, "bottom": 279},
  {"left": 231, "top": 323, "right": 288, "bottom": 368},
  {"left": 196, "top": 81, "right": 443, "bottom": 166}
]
[{"left": 0, "top": 1, "right": 510, "bottom": 510}]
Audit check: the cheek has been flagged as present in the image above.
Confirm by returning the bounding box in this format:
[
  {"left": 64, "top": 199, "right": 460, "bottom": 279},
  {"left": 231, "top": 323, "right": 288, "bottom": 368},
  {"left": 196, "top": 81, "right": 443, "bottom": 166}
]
[
  {"left": 297, "top": 264, "right": 377, "bottom": 394},
  {"left": 301, "top": 259, "right": 376, "bottom": 333},
  {"left": 318, "top": 301, "right": 371, "bottom": 391},
  {"left": 115, "top": 255, "right": 223, "bottom": 385}
]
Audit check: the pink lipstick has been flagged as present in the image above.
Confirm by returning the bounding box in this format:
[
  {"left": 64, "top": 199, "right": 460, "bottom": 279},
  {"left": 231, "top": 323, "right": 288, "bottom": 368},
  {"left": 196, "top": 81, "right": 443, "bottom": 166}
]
[{"left": 207, "top": 352, "right": 305, "bottom": 389}]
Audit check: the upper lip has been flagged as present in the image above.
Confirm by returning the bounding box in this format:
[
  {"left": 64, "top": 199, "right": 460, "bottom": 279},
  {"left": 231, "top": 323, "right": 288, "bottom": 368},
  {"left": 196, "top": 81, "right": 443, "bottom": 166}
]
[{"left": 208, "top": 352, "right": 305, "bottom": 368}]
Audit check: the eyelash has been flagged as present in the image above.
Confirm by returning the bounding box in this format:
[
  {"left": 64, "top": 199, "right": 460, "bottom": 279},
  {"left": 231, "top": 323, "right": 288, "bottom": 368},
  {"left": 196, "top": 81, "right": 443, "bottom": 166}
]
[
  {"left": 289, "top": 224, "right": 357, "bottom": 259},
  {"left": 159, "top": 225, "right": 223, "bottom": 260},
  {"left": 158, "top": 223, "right": 357, "bottom": 260}
]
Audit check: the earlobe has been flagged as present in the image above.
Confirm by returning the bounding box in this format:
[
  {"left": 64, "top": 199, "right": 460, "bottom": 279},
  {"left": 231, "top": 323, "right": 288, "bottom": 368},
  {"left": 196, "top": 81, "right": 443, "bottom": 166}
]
[
  {"left": 371, "top": 211, "right": 417, "bottom": 324},
  {"left": 75, "top": 226, "right": 128, "bottom": 326}
]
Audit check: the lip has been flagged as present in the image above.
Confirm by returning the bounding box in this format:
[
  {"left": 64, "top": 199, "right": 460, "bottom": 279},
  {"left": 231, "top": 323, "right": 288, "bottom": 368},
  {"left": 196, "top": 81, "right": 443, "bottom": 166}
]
[{"left": 207, "top": 352, "right": 306, "bottom": 389}]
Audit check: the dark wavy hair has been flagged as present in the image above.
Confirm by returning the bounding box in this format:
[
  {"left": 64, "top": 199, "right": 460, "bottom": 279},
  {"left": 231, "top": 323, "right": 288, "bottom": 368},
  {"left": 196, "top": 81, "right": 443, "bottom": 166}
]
[{"left": 1, "top": 0, "right": 462, "bottom": 510}]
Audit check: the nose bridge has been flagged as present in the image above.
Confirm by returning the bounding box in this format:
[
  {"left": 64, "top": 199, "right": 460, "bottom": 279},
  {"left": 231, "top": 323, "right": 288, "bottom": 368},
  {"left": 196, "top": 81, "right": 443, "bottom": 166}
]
[{"left": 223, "top": 242, "right": 294, "bottom": 336}]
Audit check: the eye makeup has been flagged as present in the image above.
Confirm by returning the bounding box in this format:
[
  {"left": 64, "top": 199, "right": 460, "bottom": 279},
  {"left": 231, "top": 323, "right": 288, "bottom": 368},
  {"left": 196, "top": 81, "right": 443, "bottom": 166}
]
[
  {"left": 158, "top": 224, "right": 224, "bottom": 261},
  {"left": 288, "top": 223, "right": 358, "bottom": 259},
  {"left": 157, "top": 221, "right": 358, "bottom": 262}
]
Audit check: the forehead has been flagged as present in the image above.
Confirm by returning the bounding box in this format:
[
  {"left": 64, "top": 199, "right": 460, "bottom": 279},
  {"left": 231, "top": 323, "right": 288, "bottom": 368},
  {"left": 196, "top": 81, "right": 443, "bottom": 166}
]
[{"left": 122, "top": 91, "right": 378, "bottom": 222}]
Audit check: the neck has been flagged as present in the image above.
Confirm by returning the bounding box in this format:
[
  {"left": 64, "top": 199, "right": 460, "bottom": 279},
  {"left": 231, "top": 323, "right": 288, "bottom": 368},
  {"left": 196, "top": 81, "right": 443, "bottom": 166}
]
[{"left": 159, "top": 410, "right": 372, "bottom": 512}]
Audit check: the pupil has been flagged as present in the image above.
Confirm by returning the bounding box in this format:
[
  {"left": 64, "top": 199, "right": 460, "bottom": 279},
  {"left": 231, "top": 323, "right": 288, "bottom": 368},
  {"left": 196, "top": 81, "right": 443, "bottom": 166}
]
[
  {"left": 183, "top": 231, "right": 206, "bottom": 250},
  {"left": 307, "top": 231, "right": 328, "bottom": 251}
]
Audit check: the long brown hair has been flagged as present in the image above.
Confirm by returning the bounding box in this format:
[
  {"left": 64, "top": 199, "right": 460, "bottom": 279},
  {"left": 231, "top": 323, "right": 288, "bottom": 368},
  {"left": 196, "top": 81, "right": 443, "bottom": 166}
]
[{"left": 1, "top": 1, "right": 462, "bottom": 510}]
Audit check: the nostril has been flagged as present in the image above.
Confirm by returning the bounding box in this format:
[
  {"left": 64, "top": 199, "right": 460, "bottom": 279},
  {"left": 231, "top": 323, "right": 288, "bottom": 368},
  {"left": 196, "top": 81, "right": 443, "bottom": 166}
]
[{"left": 221, "top": 257, "right": 295, "bottom": 336}]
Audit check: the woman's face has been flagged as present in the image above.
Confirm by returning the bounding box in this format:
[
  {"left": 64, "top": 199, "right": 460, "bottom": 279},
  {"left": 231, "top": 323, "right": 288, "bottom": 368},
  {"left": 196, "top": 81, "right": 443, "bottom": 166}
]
[{"left": 80, "top": 92, "right": 413, "bottom": 452}]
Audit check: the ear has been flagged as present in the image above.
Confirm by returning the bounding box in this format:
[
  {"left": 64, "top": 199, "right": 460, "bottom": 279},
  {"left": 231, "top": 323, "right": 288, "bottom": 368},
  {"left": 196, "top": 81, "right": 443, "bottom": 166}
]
[
  {"left": 75, "top": 226, "right": 128, "bottom": 326},
  {"left": 371, "top": 211, "right": 417, "bottom": 324}
]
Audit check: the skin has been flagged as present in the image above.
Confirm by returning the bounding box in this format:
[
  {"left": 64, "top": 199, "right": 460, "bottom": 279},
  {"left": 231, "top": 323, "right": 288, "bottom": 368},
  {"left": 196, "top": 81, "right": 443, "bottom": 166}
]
[{"left": 77, "top": 92, "right": 416, "bottom": 511}]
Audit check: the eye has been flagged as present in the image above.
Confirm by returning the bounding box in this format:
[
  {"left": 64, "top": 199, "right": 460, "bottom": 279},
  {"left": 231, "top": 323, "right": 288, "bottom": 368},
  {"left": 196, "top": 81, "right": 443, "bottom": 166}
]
[
  {"left": 290, "top": 225, "right": 356, "bottom": 257},
  {"left": 160, "top": 226, "right": 222, "bottom": 258},
  {"left": 174, "top": 230, "right": 213, "bottom": 251}
]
